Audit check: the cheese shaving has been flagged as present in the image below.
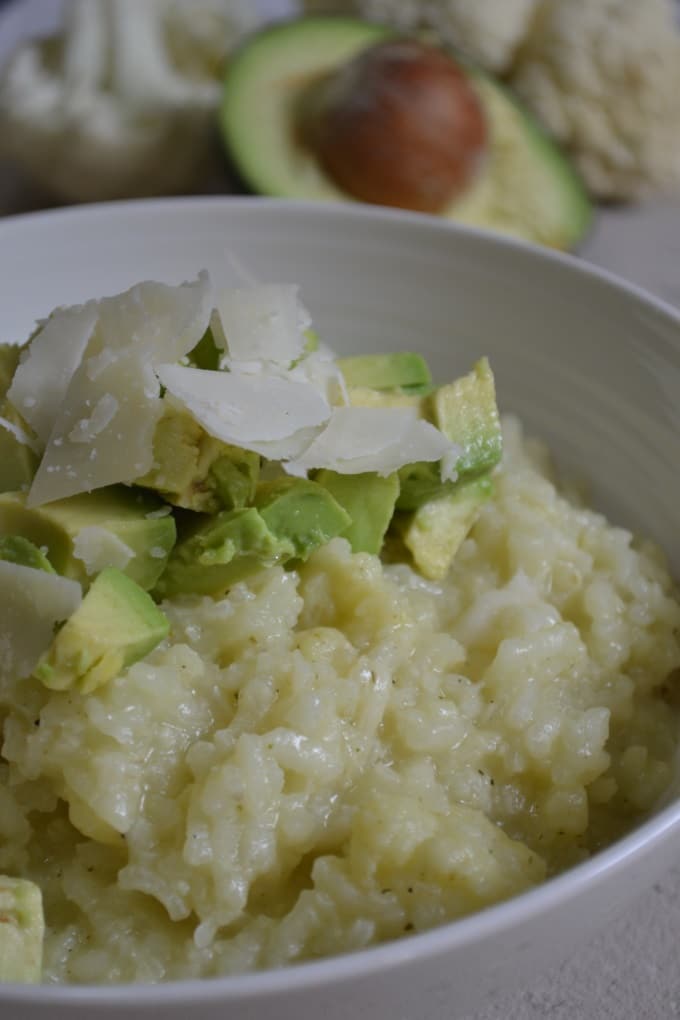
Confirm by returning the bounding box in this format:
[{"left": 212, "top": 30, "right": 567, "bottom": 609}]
[
  {"left": 156, "top": 363, "right": 331, "bottom": 455},
  {"left": 283, "top": 407, "right": 461, "bottom": 478},
  {"left": 213, "top": 284, "right": 311, "bottom": 366}
]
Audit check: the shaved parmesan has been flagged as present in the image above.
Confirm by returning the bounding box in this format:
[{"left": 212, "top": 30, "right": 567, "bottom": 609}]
[
  {"left": 283, "top": 407, "right": 461, "bottom": 478},
  {"left": 26, "top": 273, "right": 213, "bottom": 507},
  {"left": 8, "top": 302, "right": 98, "bottom": 447},
  {"left": 0, "top": 562, "right": 81, "bottom": 684},
  {"left": 72, "top": 526, "right": 135, "bottom": 576},
  {"left": 156, "top": 363, "right": 331, "bottom": 456},
  {"left": 28, "top": 357, "right": 162, "bottom": 506},
  {"left": 91, "top": 272, "right": 212, "bottom": 366},
  {"left": 288, "top": 350, "right": 349, "bottom": 408},
  {"left": 213, "top": 284, "right": 311, "bottom": 366}
]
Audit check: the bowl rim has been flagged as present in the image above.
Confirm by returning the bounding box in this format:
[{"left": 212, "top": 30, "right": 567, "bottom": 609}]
[{"left": 2, "top": 195, "right": 680, "bottom": 1005}]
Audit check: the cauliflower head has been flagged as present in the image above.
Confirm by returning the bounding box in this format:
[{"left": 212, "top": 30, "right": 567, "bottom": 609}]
[
  {"left": 0, "top": 0, "right": 258, "bottom": 203},
  {"left": 302, "top": 0, "right": 540, "bottom": 73},
  {"left": 511, "top": 0, "right": 680, "bottom": 200}
]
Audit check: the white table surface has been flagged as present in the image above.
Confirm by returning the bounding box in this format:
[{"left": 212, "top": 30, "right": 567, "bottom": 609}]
[{"left": 1, "top": 2, "right": 680, "bottom": 1017}]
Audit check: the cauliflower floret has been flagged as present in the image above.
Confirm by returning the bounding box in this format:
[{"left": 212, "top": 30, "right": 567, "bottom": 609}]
[
  {"left": 302, "top": 0, "right": 540, "bottom": 73},
  {"left": 511, "top": 0, "right": 680, "bottom": 200},
  {"left": 0, "top": 0, "right": 258, "bottom": 203}
]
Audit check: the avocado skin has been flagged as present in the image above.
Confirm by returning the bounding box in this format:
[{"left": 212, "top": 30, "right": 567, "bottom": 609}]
[
  {"left": 34, "top": 567, "right": 169, "bottom": 694},
  {"left": 314, "top": 470, "right": 399, "bottom": 554},
  {"left": 156, "top": 480, "right": 350, "bottom": 599},
  {"left": 0, "top": 487, "right": 175, "bottom": 591},
  {"left": 220, "top": 15, "right": 592, "bottom": 251}
]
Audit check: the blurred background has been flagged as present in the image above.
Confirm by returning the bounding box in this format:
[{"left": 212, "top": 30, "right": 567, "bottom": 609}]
[{"left": 0, "top": 0, "right": 679, "bottom": 305}]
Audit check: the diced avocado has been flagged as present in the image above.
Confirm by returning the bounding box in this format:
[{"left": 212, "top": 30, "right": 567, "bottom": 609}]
[
  {"left": 0, "top": 535, "right": 54, "bottom": 573},
  {"left": 137, "top": 404, "right": 260, "bottom": 513},
  {"left": 34, "top": 568, "right": 169, "bottom": 694},
  {"left": 397, "top": 358, "right": 502, "bottom": 511},
  {"left": 209, "top": 451, "right": 261, "bottom": 511},
  {"left": 220, "top": 16, "right": 592, "bottom": 251},
  {"left": 156, "top": 479, "right": 350, "bottom": 598},
  {"left": 430, "top": 357, "right": 502, "bottom": 478},
  {"left": 155, "top": 507, "right": 286, "bottom": 598},
  {"left": 315, "top": 470, "right": 399, "bottom": 554},
  {"left": 254, "top": 478, "right": 351, "bottom": 559},
  {"left": 0, "top": 876, "right": 44, "bottom": 984},
  {"left": 338, "top": 353, "right": 431, "bottom": 393},
  {"left": 399, "top": 476, "right": 493, "bottom": 580},
  {"left": 0, "top": 487, "right": 175, "bottom": 591}
]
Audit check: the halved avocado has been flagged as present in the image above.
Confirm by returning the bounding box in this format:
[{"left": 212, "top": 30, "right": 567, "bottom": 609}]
[{"left": 220, "top": 16, "right": 592, "bottom": 251}]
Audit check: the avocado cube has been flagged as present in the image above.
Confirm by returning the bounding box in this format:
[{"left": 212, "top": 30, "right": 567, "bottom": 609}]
[
  {"left": 155, "top": 480, "right": 350, "bottom": 599},
  {"left": 315, "top": 470, "right": 399, "bottom": 554},
  {"left": 0, "top": 487, "right": 175, "bottom": 591},
  {"left": 397, "top": 358, "right": 502, "bottom": 511},
  {"left": 429, "top": 357, "right": 502, "bottom": 479},
  {"left": 338, "top": 352, "right": 431, "bottom": 393},
  {"left": 0, "top": 876, "right": 44, "bottom": 984},
  {"left": 399, "top": 476, "right": 493, "bottom": 580},
  {"left": 254, "top": 478, "right": 351, "bottom": 560},
  {"left": 138, "top": 404, "right": 260, "bottom": 514},
  {"left": 155, "top": 506, "right": 286, "bottom": 599},
  {"left": 34, "top": 568, "right": 169, "bottom": 694}
]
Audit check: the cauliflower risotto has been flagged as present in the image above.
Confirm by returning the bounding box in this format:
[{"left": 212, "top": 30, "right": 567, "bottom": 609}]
[
  {"left": 0, "top": 274, "right": 679, "bottom": 985},
  {"left": 0, "top": 419, "right": 677, "bottom": 983}
]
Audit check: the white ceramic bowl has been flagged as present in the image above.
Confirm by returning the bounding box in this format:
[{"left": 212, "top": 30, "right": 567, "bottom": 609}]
[{"left": 1, "top": 198, "right": 680, "bottom": 1020}]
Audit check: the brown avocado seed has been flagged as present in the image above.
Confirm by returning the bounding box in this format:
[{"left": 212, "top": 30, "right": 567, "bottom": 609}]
[{"left": 300, "top": 39, "right": 488, "bottom": 214}]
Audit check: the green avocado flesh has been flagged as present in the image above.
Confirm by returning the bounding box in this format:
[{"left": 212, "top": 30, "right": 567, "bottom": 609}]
[
  {"left": 34, "top": 568, "right": 169, "bottom": 694},
  {"left": 315, "top": 470, "right": 399, "bottom": 554},
  {"left": 0, "top": 487, "right": 176, "bottom": 591},
  {"left": 220, "top": 16, "right": 592, "bottom": 251},
  {"left": 338, "top": 353, "right": 432, "bottom": 393},
  {"left": 399, "top": 475, "right": 493, "bottom": 580},
  {"left": 138, "top": 404, "right": 260, "bottom": 514},
  {"left": 156, "top": 479, "right": 350, "bottom": 599},
  {"left": 397, "top": 357, "right": 502, "bottom": 511}
]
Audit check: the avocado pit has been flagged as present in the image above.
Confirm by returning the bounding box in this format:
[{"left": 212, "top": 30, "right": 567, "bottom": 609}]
[{"left": 299, "top": 38, "right": 488, "bottom": 214}]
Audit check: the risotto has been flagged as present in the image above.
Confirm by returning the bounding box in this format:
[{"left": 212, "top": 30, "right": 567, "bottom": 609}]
[
  {"left": 1, "top": 418, "right": 679, "bottom": 984},
  {"left": 1, "top": 272, "right": 679, "bottom": 985}
]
